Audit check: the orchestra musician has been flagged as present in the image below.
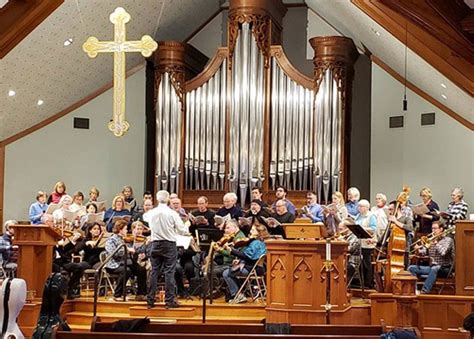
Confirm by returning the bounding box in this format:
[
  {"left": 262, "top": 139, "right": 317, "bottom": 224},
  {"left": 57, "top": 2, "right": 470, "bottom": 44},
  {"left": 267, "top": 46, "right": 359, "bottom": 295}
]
[
  {"left": 407, "top": 220, "right": 454, "bottom": 294},
  {"left": 222, "top": 224, "right": 269, "bottom": 304},
  {"left": 212, "top": 220, "right": 247, "bottom": 280},
  {"left": 64, "top": 222, "right": 105, "bottom": 299},
  {"left": 0, "top": 220, "right": 19, "bottom": 274},
  {"left": 29, "top": 191, "right": 48, "bottom": 225},
  {"left": 105, "top": 220, "right": 147, "bottom": 302}
]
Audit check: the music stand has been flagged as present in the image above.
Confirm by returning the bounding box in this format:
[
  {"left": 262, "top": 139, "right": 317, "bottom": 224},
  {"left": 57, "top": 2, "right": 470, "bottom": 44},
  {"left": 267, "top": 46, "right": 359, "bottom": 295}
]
[
  {"left": 346, "top": 224, "right": 373, "bottom": 294},
  {"left": 196, "top": 228, "right": 224, "bottom": 252}
]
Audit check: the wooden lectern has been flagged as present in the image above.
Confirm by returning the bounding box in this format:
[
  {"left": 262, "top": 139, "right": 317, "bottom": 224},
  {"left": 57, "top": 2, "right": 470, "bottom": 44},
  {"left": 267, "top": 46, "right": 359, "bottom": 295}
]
[
  {"left": 12, "top": 224, "right": 61, "bottom": 298},
  {"left": 455, "top": 220, "right": 474, "bottom": 295},
  {"left": 265, "top": 240, "right": 350, "bottom": 324}
]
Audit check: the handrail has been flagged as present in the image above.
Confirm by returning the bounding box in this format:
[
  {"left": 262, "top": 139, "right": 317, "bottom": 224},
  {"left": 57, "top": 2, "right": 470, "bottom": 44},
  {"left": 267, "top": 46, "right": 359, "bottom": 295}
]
[{"left": 92, "top": 242, "right": 128, "bottom": 322}]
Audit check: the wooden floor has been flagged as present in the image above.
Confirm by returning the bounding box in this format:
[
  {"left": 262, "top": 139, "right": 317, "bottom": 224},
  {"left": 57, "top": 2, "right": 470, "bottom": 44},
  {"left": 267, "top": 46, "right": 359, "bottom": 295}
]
[{"left": 61, "top": 294, "right": 371, "bottom": 331}]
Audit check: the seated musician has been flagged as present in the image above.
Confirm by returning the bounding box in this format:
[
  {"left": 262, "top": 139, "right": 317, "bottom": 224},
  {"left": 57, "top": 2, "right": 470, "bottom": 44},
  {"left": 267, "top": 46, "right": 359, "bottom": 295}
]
[
  {"left": 301, "top": 191, "right": 324, "bottom": 223},
  {"left": 87, "top": 186, "right": 100, "bottom": 203},
  {"left": 442, "top": 187, "right": 468, "bottom": 230},
  {"left": 386, "top": 200, "right": 414, "bottom": 268},
  {"left": 64, "top": 223, "right": 105, "bottom": 299},
  {"left": 415, "top": 187, "right": 440, "bottom": 235},
  {"left": 336, "top": 221, "right": 360, "bottom": 283},
  {"left": 270, "top": 199, "right": 295, "bottom": 238},
  {"left": 222, "top": 224, "right": 269, "bottom": 303},
  {"left": 345, "top": 187, "right": 360, "bottom": 219},
  {"left": 271, "top": 186, "right": 296, "bottom": 215},
  {"left": 104, "top": 195, "right": 131, "bottom": 232},
  {"left": 189, "top": 196, "right": 216, "bottom": 234},
  {"left": 105, "top": 220, "right": 147, "bottom": 301},
  {"left": 29, "top": 191, "right": 48, "bottom": 224},
  {"left": 407, "top": 221, "right": 454, "bottom": 294},
  {"left": 354, "top": 200, "right": 377, "bottom": 289},
  {"left": 48, "top": 181, "right": 67, "bottom": 204},
  {"left": 121, "top": 185, "right": 137, "bottom": 213},
  {"left": 212, "top": 220, "right": 246, "bottom": 279},
  {"left": 251, "top": 187, "right": 268, "bottom": 207},
  {"left": 216, "top": 192, "right": 243, "bottom": 221},
  {"left": 0, "top": 220, "right": 19, "bottom": 272},
  {"left": 323, "top": 191, "right": 348, "bottom": 236},
  {"left": 129, "top": 221, "right": 151, "bottom": 273}
]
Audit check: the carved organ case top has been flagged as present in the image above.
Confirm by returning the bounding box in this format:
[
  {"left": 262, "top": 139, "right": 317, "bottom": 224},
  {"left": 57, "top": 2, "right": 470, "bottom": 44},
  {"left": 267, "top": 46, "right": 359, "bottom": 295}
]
[{"left": 149, "top": 0, "right": 359, "bottom": 206}]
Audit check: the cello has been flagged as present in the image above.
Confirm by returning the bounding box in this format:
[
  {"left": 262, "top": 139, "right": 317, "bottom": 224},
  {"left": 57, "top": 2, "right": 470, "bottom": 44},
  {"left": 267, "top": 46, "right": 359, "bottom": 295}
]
[{"left": 384, "top": 186, "right": 410, "bottom": 292}]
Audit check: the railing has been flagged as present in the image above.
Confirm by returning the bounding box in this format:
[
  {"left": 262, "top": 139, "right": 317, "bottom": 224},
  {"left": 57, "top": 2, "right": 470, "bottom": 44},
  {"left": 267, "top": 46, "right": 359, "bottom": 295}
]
[{"left": 92, "top": 243, "right": 128, "bottom": 322}]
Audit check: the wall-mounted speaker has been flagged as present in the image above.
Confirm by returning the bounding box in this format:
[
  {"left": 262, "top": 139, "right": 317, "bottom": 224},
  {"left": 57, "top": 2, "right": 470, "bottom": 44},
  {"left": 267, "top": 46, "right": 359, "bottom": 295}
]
[
  {"left": 389, "top": 116, "right": 404, "bottom": 128},
  {"left": 73, "top": 117, "right": 90, "bottom": 129},
  {"left": 421, "top": 112, "right": 435, "bottom": 126}
]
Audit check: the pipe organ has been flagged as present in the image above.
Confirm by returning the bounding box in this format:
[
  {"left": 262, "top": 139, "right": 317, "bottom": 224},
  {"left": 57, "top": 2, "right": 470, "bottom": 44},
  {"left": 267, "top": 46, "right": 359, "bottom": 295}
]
[{"left": 148, "top": 0, "right": 358, "bottom": 205}]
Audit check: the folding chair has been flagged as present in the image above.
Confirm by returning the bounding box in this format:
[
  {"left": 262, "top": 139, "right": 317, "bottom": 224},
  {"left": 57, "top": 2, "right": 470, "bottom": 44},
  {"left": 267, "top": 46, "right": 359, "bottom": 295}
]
[
  {"left": 97, "top": 251, "right": 119, "bottom": 296},
  {"left": 231, "top": 254, "right": 267, "bottom": 304}
]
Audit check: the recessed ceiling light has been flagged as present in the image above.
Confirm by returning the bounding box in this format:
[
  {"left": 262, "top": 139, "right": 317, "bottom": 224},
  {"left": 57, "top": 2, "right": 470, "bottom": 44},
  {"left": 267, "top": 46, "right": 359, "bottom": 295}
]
[
  {"left": 8, "top": 90, "right": 15, "bottom": 96},
  {"left": 371, "top": 28, "right": 381, "bottom": 36},
  {"left": 441, "top": 94, "right": 447, "bottom": 99},
  {"left": 37, "top": 99, "right": 44, "bottom": 106},
  {"left": 441, "top": 83, "right": 447, "bottom": 89},
  {"left": 63, "top": 38, "right": 73, "bottom": 46}
]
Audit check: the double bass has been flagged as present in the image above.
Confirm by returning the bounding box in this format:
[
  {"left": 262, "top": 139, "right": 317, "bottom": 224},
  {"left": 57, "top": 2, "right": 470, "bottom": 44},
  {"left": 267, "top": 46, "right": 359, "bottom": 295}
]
[{"left": 384, "top": 186, "right": 410, "bottom": 292}]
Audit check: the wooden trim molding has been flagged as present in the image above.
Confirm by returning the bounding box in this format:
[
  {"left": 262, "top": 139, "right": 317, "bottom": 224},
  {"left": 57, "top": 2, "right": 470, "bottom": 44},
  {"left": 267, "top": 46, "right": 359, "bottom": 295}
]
[
  {"left": 185, "top": 48, "right": 228, "bottom": 92},
  {"left": 0, "top": 0, "right": 64, "bottom": 59},
  {"left": 371, "top": 55, "right": 474, "bottom": 131},
  {"left": 0, "top": 63, "right": 145, "bottom": 147},
  {"left": 270, "top": 45, "right": 313, "bottom": 89},
  {"left": 352, "top": 0, "right": 474, "bottom": 97},
  {"left": 0, "top": 144, "right": 4, "bottom": 229}
]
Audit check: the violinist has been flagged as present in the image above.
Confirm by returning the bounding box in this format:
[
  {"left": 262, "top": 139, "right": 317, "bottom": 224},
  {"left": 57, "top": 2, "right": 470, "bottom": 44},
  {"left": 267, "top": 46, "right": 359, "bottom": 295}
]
[
  {"left": 105, "top": 220, "right": 147, "bottom": 301},
  {"left": 63, "top": 223, "right": 105, "bottom": 299},
  {"left": 407, "top": 221, "right": 454, "bottom": 294},
  {"left": 129, "top": 221, "right": 150, "bottom": 270},
  {"left": 222, "top": 224, "right": 269, "bottom": 304},
  {"left": 212, "top": 220, "right": 246, "bottom": 279}
]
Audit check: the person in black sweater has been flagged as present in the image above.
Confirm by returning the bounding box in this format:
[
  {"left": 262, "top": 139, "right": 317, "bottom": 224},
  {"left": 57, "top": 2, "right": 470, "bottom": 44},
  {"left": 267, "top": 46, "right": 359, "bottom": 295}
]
[
  {"left": 270, "top": 199, "right": 296, "bottom": 238},
  {"left": 414, "top": 187, "right": 440, "bottom": 234},
  {"left": 189, "top": 196, "right": 216, "bottom": 234}
]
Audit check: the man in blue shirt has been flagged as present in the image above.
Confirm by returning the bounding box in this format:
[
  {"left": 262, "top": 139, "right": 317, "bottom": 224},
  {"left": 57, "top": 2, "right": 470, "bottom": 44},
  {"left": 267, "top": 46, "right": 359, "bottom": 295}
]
[
  {"left": 29, "top": 191, "right": 48, "bottom": 224},
  {"left": 272, "top": 186, "right": 296, "bottom": 215},
  {"left": 302, "top": 191, "right": 324, "bottom": 223}
]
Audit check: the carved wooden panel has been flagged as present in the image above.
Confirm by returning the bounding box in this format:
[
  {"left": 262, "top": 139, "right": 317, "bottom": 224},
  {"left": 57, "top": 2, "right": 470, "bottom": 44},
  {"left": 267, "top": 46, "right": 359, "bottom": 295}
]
[
  {"left": 456, "top": 221, "right": 474, "bottom": 295},
  {"left": 268, "top": 254, "right": 287, "bottom": 306},
  {"left": 292, "top": 255, "right": 314, "bottom": 307}
]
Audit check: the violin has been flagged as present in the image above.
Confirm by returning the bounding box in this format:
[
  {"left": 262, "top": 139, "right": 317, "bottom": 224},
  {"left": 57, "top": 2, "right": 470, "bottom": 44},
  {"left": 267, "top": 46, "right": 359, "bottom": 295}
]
[{"left": 124, "top": 234, "right": 147, "bottom": 243}]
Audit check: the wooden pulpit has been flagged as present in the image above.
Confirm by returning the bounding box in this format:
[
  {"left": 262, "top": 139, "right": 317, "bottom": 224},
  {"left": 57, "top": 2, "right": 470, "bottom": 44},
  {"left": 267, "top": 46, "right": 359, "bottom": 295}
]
[
  {"left": 11, "top": 224, "right": 61, "bottom": 298},
  {"left": 283, "top": 222, "right": 324, "bottom": 239},
  {"left": 455, "top": 220, "right": 474, "bottom": 295},
  {"left": 265, "top": 239, "right": 350, "bottom": 324}
]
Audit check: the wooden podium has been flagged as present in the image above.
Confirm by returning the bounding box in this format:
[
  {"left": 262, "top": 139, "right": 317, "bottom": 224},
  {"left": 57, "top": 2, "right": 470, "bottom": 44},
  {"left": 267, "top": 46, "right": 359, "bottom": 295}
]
[
  {"left": 265, "top": 239, "right": 351, "bottom": 324},
  {"left": 455, "top": 220, "right": 474, "bottom": 295},
  {"left": 12, "top": 224, "right": 61, "bottom": 298}
]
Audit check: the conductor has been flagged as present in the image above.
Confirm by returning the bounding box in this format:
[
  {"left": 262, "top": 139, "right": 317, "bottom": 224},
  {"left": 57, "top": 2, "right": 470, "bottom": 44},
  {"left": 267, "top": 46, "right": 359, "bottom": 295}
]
[{"left": 145, "top": 190, "right": 188, "bottom": 309}]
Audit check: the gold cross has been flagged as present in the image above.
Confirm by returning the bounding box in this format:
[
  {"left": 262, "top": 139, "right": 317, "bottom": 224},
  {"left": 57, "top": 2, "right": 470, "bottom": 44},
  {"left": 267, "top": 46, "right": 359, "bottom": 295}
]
[{"left": 83, "top": 7, "right": 158, "bottom": 137}]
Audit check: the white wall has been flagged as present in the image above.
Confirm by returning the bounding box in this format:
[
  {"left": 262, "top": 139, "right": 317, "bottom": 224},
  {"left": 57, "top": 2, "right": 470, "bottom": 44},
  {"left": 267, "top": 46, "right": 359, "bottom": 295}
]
[
  {"left": 4, "top": 68, "right": 146, "bottom": 221},
  {"left": 371, "top": 63, "right": 473, "bottom": 210},
  {"left": 188, "top": 11, "right": 226, "bottom": 58},
  {"left": 306, "top": 9, "right": 340, "bottom": 60}
]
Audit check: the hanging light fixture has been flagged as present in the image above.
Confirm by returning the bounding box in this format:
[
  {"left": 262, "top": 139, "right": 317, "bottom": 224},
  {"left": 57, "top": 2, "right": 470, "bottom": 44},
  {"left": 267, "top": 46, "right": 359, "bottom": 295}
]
[{"left": 403, "top": 20, "right": 408, "bottom": 111}]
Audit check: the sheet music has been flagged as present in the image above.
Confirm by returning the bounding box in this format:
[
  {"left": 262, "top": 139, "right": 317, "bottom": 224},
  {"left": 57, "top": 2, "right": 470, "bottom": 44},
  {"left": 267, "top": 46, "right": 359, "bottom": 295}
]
[{"left": 175, "top": 235, "right": 193, "bottom": 249}]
